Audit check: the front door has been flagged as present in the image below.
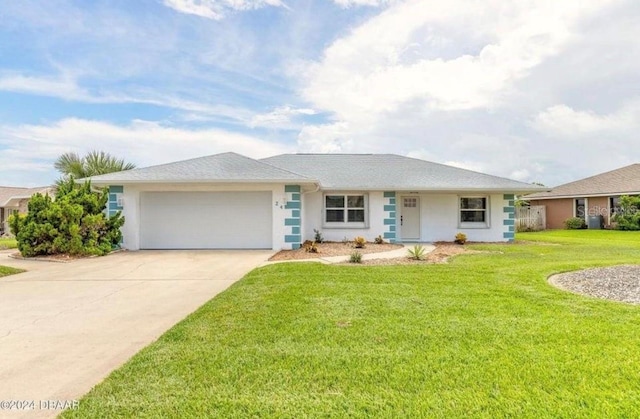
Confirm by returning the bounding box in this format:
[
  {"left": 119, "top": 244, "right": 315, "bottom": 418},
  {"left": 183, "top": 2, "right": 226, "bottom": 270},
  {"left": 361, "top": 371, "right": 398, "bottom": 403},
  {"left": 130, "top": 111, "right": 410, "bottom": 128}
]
[{"left": 401, "top": 196, "right": 420, "bottom": 240}]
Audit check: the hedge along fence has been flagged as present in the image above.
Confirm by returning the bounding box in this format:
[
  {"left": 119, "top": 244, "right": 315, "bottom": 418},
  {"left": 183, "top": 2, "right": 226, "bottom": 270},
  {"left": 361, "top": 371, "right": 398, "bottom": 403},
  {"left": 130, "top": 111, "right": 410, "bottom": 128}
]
[{"left": 9, "top": 179, "right": 124, "bottom": 257}]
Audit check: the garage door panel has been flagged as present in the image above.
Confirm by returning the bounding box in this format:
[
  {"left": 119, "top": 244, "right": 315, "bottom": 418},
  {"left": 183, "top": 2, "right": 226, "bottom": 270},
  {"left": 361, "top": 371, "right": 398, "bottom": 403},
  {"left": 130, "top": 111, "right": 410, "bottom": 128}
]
[{"left": 140, "top": 192, "right": 272, "bottom": 249}]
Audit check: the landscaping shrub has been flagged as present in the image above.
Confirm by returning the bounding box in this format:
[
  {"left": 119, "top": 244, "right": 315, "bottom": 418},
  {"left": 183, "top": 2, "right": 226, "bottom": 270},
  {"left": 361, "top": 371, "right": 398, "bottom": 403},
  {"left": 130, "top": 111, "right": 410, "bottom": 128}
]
[
  {"left": 9, "top": 179, "right": 124, "bottom": 257},
  {"left": 349, "top": 251, "right": 362, "bottom": 263},
  {"left": 407, "top": 244, "right": 426, "bottom": 260},
  {"left": 353, "top": 236, "right": 366, "bottom": 248},
  {"left": 612, "top": 195, "right": 640, "bottom": 230},
  {"left": 303, "top": 240, "right": 318, "bottom": 253},
  {"left": 454, "top": 232, "right": 467, "bottom": 244},
  {"left": 313, "top": 229, "right": 324, "bottom": 243},
  {"left": 564, "top": 217, "right": 587, "bottom": 230},
  {"left": 374, "top": 235, "right": 384, "bottom": 244}
]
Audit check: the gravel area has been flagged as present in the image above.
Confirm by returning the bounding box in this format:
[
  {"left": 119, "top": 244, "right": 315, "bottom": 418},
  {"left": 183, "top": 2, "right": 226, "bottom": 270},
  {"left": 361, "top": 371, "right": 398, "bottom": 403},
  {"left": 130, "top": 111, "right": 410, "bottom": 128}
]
[{"left": 549, "top": 265, "right": 640, "bottom": 305}]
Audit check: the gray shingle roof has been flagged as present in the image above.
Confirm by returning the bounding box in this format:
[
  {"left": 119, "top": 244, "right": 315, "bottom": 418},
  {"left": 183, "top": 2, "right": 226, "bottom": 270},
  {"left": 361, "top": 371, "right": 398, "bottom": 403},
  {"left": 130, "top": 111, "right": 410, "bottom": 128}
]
[
  {"left": 262, "top": 154, "right": 545, "bottom": 192},
  {"left": 87, "top": 152, "right": 314, "bottom": 184},
  {"left": 85, "top": 151, "right": 544, "bottom": 192},
  {"left": 525, "top": 164, "right": 640, "bottom": 199}
]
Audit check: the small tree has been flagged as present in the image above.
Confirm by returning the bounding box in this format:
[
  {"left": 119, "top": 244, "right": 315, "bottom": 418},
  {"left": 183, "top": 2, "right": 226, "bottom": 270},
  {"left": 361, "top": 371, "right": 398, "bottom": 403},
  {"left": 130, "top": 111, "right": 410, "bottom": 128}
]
[
  {"left": 54, "top": 150, "right": 136, "bottom": 185},
  {"left": 9, "top": 178, "right": 124, "bottom": 257},
  {"left": 613, "top": 195, "right": 640, "bottom": 230}
]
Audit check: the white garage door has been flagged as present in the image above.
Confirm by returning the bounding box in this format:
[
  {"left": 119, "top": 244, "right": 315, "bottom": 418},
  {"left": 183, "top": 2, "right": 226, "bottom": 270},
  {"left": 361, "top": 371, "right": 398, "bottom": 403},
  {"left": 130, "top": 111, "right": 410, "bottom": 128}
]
[{"left": 140, "top": 191, "right": 272, "bottom": 249}]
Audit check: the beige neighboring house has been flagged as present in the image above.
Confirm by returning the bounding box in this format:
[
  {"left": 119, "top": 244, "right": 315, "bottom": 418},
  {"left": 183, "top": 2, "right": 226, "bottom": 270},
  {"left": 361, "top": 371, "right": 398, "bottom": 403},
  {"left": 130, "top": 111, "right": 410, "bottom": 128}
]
[
  {"left": 525, "top": 164, "right": 640, "bottom": 229},
  {"left": 0, "top": 186, "right": 55, "bottom": 236}
]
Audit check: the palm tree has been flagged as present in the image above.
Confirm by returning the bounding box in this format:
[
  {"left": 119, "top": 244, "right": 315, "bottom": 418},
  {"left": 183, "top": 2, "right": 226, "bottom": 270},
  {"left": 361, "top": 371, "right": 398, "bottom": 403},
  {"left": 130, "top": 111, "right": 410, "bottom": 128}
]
[{"left": 54, "top": 151, "right": 136, "bottom": 181}]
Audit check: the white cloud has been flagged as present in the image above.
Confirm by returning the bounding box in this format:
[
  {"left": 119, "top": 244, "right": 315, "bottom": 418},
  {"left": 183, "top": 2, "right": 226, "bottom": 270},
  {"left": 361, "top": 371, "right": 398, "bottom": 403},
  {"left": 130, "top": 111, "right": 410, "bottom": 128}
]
[
  {"left": 332, "top": 0, "right": 393, "bottom": 7},
  {"left": 163, "top": 0, "right": 287, "bottom": 20},
  {"left": 531, "top": 102, "right": 640, "bottom": 138},
  {"left": 0, "top": 118, "right": 291, "bottom": 186},
  {"left": 0, "top": 72, "right": 258, "bottom": 125},
  {"left": 301, "top": 0, "right": 616, "bottom": 123},
  {"left": 250, "top": 106, "right": 316, "bottom": 129},
  {"left": 0, "top": 74, "right": 89, "bottom": 101},
  {"left": 297, "top": 121, "right": 355, "bottom": 152}
]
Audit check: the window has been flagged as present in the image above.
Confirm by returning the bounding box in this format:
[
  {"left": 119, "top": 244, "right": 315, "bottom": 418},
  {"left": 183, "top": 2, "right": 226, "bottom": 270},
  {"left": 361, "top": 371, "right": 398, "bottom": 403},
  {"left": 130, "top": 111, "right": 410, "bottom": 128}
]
[
  {"left": 403, "top": 197, "right": 417, "bottom": 208},
  {"left": 324, "top": 194, "right": 367, "bottom": 227},
  {"left": 610, "top": 196, "right": 621, "bottom": 216},
  {"left": 575, "top": 198, "right": 585, "bottom": 218},
  {"left": 459, "top": 196, "right": 489, "bottom": 227}
]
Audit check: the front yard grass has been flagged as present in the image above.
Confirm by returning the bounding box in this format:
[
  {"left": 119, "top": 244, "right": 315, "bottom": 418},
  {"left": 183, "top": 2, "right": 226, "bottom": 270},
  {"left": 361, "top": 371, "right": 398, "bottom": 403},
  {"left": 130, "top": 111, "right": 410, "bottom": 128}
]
[
  {"left": 0, "top": 265, "right": 23, "bottom": 277},
  {"left": 0, "top": 237, "right": 17, "bottom": 250},
  {"left": 64, "top": 230, "right": 640, "bottom": 418}
]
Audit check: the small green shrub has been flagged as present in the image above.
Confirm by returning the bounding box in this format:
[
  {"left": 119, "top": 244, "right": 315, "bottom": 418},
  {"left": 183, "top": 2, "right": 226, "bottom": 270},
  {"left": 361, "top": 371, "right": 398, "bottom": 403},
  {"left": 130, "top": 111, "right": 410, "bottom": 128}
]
[
  {"left": 9, "top": 178, "right": 124, "bottom": 257},
  {"left": 407, "top": 244, "right": 426, "bottom": 260},
  {"left": 564, "top": 217, "right": 587, "bottom": 230},
  {"left": 342, "top": 236, "right": 350, "bottom": 245},
  {"left": 353, "top": 236, "right": 366, "bottom": 248},
  {"left": 313, "top": 229, "right": 324, "bottom": 243},
  {"left": 612, "top": 195, "right": 640, "bottom": 230},
  {"left": 374, "top": 235, "right": 384, "bottom": 244},
  {"left": 454, "top": 232, "right": 467, "bottom": 244},
  {"left": 349, "top": 251, "right": 362, "bottom": 263}
]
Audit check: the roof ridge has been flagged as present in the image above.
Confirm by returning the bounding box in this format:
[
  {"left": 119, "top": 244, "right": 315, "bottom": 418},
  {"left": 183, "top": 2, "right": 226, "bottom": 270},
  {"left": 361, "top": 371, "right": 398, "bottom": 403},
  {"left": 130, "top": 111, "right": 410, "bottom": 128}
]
[{"left": 550, "top": 163, "right": 640, "bottom": 189}]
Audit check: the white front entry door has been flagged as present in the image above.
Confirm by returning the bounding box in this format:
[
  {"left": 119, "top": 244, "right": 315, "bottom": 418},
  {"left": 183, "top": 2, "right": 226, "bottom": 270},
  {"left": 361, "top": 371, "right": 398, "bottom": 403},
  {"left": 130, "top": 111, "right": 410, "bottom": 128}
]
[{"left": 401, "top": 196, "right": 420, "bottom": 240}]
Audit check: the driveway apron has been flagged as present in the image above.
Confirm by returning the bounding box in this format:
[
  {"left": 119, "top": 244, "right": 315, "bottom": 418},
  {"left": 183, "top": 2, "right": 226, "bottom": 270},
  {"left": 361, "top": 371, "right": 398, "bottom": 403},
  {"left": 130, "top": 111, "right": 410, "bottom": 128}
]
[{"left": 0, "top": 250, "right": 272, "bottom": 419}]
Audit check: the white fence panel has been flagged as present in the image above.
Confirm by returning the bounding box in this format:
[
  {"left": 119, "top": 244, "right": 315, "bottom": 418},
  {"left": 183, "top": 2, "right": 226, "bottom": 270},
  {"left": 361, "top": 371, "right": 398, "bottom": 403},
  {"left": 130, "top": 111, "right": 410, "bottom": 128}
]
[{"left": 516, "top": 205, "right": 546, "bottom": 231}]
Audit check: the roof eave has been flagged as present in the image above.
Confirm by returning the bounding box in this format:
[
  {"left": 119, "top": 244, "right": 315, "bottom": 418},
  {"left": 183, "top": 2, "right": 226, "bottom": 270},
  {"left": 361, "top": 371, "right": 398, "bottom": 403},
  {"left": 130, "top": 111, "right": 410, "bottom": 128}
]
[
  {"left": 319, "top": 186, "right": 549, "bottom": 193},
  {"left": 85, "top": 178, "right": 319, "bottom": 185},
  {"left": 525, "top": 191, "right": 640, "bottom": 200}
]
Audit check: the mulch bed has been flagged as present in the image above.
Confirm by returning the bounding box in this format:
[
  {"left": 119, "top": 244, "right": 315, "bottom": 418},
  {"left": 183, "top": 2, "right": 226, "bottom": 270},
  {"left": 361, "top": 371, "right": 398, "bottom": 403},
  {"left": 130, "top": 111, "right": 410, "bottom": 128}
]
[
  {"left": 347, "top": 243, "right": 485, "bottom": 265},
  {"left": 549, "top": 265, "right": 640, "bottom": 305},
  {"left": 269, "top": 242, "right": 403, "bottom": 261},
  {"left": 270, "top": 241, "right": 484, "bottom": 265}
]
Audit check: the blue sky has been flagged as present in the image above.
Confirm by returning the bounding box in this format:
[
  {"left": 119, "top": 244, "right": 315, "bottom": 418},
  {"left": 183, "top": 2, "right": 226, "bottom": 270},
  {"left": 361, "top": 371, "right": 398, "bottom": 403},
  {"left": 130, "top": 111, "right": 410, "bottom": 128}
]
[{"left": 1, "top": 0, "right": 639, "bottom": 187}]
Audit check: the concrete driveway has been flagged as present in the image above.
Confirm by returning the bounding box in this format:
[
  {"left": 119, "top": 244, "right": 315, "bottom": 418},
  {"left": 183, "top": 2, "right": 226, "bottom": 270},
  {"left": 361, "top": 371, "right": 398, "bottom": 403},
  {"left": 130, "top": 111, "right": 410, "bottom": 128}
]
[{"left": 0, "top": 249, "right": 273, "bottom": 419}]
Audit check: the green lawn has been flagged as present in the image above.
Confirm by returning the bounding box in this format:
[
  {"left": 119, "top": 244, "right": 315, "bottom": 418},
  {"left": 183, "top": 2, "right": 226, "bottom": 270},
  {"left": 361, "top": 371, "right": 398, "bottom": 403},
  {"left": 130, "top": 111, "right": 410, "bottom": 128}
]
[
  {"left": 0, "top": 265, "right": 23, "bottom": 277},
  {"left": 0, "top": 237, "right": 17, "bottom": 250},
  {"left": 63, "top": 230, "right": 640, "bottom": 418}
]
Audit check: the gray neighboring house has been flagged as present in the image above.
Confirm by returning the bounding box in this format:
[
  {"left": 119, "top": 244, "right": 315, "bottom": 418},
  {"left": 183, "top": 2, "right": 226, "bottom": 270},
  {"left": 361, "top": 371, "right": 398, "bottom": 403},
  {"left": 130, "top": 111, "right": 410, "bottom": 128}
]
[
  {"left": 0, "top": 186, "right": 55, "bottom": 236},
  {"left": 86, "top": 152, "right": 545, "bottom": 250}
]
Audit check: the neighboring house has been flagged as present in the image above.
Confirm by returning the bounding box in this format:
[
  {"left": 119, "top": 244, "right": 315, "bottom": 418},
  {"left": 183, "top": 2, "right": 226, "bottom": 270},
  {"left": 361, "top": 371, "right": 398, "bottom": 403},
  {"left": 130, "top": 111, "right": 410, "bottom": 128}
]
[
  {"left": 0, "top": 186, "right": 55, "bottom": 236},
  {"left": 525, "top": 164, "right": 640, "bottom": 229},
  {"left": 86, "top": 152, "right": 545, "bottom": 250}
]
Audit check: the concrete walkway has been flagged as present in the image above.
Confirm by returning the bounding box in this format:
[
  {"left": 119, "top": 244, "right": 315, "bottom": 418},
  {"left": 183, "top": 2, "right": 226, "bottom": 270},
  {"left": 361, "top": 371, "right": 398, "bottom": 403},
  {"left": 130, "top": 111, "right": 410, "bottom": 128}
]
[{"left": 0, "top": 249, "right": 272, "bottom": 419}]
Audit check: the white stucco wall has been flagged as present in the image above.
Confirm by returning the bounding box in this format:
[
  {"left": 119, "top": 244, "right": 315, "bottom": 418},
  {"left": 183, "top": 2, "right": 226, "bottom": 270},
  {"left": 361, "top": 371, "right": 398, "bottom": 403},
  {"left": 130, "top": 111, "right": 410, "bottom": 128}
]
[
  {"left": 397, "top": 193, "right": 509, "bottom": 242},
  {"left": 118, "top": 183, "right": 290, "bottom": 251},
  {"left": 115, "top": 185, "right": 512, "bottom": 249},
  {"left": 304, "top": 191, "right": 511, "bottom": 243},
  {"left": 302, "top": 191, "right": 388, "bottom": 242}
]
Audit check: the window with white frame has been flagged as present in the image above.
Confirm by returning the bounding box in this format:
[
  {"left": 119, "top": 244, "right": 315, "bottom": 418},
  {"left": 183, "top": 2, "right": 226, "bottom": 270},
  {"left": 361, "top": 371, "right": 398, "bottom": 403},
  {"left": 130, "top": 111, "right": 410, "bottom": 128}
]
[
  {"left": 324, "top": 194, "right": 367, "bottom": 227},
  {"left": 459, "top": 196, "right": 489, "bottom": 227}
]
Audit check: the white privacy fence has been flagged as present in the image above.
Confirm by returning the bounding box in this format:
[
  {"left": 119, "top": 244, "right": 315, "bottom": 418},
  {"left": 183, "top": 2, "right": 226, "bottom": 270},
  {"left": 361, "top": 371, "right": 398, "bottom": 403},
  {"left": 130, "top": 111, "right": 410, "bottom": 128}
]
[{"left": 516, "top": 205, "right": 546, "bottom": 231}]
